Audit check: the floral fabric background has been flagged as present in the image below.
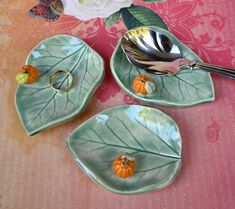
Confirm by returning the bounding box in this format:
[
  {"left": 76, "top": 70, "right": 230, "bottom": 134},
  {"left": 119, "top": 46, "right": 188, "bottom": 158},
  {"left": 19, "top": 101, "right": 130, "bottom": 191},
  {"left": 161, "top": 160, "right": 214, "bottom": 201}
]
[{"left": 0, "top": 0, "right": 235, "bottom": 209}]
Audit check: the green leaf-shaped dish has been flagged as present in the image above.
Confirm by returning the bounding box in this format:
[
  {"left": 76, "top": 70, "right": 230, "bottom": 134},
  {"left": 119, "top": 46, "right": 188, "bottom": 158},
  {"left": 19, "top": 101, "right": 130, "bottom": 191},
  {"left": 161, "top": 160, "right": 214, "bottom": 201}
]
[
  {"left": 67, "top": 105, "right": 182, "bottom": 195},
  {"left": 16, "top": 35, "right": 105, "bottom": 135},
  {"left": 110, "top": 27, "right": 215, "bottom": 107}
]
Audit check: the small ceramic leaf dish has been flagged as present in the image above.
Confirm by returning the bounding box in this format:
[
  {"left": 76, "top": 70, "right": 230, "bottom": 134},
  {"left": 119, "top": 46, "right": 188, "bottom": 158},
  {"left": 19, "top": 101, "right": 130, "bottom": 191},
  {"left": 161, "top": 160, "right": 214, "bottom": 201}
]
[
  {"left": 15, "top": 35, "right": 105, "bottom": 135},
  {"left": 110, "top": 26, "right": 215, "bottom": 107},
  {"left": 67, "top": 105, "right": 182, "bottom": 195}
]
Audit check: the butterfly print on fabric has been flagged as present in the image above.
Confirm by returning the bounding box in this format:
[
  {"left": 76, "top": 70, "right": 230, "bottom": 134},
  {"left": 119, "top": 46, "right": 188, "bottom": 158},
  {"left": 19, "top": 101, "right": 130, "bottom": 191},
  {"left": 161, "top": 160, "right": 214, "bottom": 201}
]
[{"left": 27, "top": 0, "right": 63, "bottom": 22}]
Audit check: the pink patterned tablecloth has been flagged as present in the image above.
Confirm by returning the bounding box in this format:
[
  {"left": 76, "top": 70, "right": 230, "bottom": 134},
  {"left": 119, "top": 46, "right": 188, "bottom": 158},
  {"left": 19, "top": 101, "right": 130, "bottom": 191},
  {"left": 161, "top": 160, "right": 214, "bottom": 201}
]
[{"left": 0, "top": 0, "right": 235, "bottom": 209}]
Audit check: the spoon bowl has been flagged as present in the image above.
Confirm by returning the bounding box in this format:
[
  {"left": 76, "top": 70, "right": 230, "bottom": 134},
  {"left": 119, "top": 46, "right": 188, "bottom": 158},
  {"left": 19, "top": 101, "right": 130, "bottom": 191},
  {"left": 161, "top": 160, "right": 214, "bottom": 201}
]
[{"left": 121, "top": 27, "right": 235, "bottom": 79}]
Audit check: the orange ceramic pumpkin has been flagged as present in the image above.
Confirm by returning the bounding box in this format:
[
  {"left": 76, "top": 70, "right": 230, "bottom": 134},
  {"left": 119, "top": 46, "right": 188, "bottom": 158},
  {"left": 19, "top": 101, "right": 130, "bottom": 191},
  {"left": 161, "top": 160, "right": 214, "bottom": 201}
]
[
  {"left": 16, "top": 65, "right": 39, "bottom": 84},
  {"left": 132, "top": 74, "right": 155, "bottom": 95},
  {"left": 113, "top": 155, "right": 136, "bottom": 178}
]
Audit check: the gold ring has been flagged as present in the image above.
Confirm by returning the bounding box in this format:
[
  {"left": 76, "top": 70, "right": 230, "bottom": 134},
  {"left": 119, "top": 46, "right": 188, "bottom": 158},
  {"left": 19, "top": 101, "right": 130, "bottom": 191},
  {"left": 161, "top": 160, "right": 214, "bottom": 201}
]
[{"left": 49, "top": 70, "right": 73, "bottom": 93}]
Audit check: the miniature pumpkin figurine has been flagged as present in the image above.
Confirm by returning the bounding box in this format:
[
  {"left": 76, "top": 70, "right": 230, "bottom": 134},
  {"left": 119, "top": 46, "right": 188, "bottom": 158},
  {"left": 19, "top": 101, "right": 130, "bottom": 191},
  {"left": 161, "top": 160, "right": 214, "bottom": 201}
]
[
  {"left": 132, "top": 74, "right": 156, "bottom": 95},
  {"left": 113, "top": 155, "right": 136, "bottom": 178},
  {"left": 16, "top": 65, "right": 39, "bottom": 84}
]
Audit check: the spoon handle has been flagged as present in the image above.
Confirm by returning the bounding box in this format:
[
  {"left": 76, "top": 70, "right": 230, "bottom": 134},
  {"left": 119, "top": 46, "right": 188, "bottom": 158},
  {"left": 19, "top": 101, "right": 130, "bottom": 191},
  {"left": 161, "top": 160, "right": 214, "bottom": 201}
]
[{"left": 192, "top": 62, "right": 235, "bottom": 79}]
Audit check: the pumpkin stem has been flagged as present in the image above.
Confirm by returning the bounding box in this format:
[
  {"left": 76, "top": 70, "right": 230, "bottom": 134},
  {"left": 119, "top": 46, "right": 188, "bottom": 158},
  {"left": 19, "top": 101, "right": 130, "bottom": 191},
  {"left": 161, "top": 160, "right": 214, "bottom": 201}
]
[
  {"left": 121, "top": 155, "right": 134, "bottom": 165},
  {"left": 121, "top": 156, "right": 128, "bottom": 165},
  {"left": 23, "top": 68, "right": 29, "bottom": 74},
  {"left": 141, "top": 77, "right": 146, "bottom": 82}
]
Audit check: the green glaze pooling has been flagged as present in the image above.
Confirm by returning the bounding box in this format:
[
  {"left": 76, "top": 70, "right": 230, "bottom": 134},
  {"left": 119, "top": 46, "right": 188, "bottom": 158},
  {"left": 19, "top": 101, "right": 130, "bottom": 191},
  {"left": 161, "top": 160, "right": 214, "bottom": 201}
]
[
  {"left": 110, "top": 26, "right": 215, "bottom": 107},
  {"left": 15, "top": 35, "right": 105, "bottom": 135},
  {"left": 67, "top": 105, "right": 182, "bottom": 195}
]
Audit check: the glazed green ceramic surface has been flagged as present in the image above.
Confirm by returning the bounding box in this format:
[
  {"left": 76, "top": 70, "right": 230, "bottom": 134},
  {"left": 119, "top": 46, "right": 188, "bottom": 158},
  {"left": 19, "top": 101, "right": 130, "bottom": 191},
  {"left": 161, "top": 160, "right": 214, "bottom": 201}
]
[
  {"left": 67, "top": 105, "right": 182, "bottom": 195},
  {"left": 15, "top": 35, "right": 105, "bottom": 136},
  {"left": 110, "top": 26, "right": 215, "bottom": 107}
]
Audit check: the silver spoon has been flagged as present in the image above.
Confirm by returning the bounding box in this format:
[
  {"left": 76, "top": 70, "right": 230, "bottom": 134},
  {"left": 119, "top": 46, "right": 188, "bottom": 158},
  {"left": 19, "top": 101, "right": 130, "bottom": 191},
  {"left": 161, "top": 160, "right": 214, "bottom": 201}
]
[{"left": 121, "top": 27, "right": 235, "bottom": 79}]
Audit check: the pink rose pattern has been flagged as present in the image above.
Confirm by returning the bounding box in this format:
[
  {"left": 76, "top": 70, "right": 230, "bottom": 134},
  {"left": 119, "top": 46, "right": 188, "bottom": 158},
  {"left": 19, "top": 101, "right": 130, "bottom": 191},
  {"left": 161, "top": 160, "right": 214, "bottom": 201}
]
[
  {"left": 206, "top": 117, "right": 221, "bottom": 143},
  {"left": 146, "top": 0, "right": 235, "bottom": 67}
]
